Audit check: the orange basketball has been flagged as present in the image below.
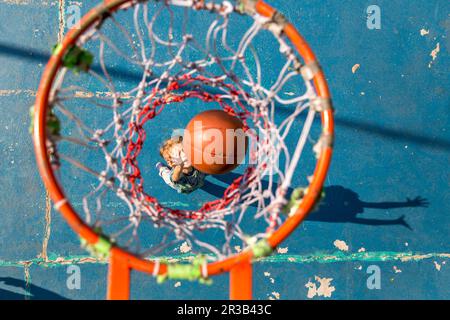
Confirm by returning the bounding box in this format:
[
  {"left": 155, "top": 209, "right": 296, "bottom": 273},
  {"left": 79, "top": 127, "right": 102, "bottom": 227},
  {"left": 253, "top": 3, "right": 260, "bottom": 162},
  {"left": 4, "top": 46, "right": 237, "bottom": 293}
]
[{"left": 183, "top": 110, "right": 248, "bottom": 175}]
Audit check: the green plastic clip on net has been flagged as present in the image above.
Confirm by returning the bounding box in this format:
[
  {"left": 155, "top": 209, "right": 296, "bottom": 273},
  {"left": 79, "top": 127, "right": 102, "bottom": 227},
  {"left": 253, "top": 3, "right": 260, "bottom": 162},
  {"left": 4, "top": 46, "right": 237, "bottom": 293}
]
[
  {"left": 157, "top": 256, "right": 212, "bottom": 285},
  {"left": 80, "top": 234, "right": 112, "bottom": 260},
  {"left": 252, "top": 239, "right": 273, "bottom": 259},
  {"left": 52, "top": 44, "right": 94, "bottom": 72},
  {"left": 29, "top": 106, "right": 61, "bottom": 136}
]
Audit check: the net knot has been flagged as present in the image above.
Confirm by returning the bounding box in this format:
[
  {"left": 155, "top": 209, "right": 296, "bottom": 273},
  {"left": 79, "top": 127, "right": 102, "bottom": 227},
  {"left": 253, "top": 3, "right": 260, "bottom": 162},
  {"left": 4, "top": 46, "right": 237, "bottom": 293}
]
[
  {"left": 220, "top": 1, "right": 233, "bottom": 16},
  {"left": 202, "top": 92, "right": 214, "bottom": 102},
  {"left": 167, "top": 80, "right": 180, "bottom": 91}
]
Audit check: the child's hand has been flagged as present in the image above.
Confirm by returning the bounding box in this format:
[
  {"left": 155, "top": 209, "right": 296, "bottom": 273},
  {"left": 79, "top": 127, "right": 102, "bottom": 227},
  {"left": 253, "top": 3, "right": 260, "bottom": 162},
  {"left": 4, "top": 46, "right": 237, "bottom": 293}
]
[
  {"left": 160, "top": 136, "right": 191, "bottom": 168},
  {"left": 171, "top": 165, "right": 183, "bottom": 182},
  {"left": 168, "top": 143, "right": 185, "bottom": 166},
  {"left": 166, "top": 159, "right": 176, "bottom": 168}
]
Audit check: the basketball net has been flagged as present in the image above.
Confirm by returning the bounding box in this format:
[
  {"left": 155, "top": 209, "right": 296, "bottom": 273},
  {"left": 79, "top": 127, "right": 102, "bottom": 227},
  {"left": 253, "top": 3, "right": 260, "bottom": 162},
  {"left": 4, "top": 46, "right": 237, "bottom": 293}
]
[{"left": 33, "top": 0, "right": 334, "bottom": 299}]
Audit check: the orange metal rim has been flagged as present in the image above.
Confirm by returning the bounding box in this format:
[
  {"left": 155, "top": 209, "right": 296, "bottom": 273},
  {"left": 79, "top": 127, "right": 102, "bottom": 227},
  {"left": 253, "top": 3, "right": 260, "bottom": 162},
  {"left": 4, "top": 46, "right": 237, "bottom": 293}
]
[{"left": 33, "top": 0, "right": 334, "bottom": 277}]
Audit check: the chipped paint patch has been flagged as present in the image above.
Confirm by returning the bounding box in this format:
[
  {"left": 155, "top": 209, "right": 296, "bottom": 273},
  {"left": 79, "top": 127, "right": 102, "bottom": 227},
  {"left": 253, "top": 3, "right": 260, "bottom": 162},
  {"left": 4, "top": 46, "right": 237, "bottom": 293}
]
[
  {"left": 174, "top": 281, "right": 181, "bottom": 288},
  {"left": 393, "top": 266, "right": 402, "bottom": 273},
  {"left": 433, "top": 261, "right": 441, "bottom": 271},
  {"left": 428, "top": 43, "right": 440, "bottom": 68},
  {"left": 305, "top": 276, "right": 335, "bottom": 299},
  {"left": 430, "top": 43, "right": 440, "bottom": 60},
  {"left": 333, "top": 240, "right": 349, "bottom": 252},
  {"left": 358, "top": 248, "right": 366, "bottom": 253},
  {"left": 268, "top": 291, "right": 280, "bottom": 300},
  {"left": 420, "top": 29, "right": 430, "bottom": 36},
  {"left": 179, "top": 242, "right": 191, "bottom": 254},
  {"left": 277, "top": 247, "right": 288, "bottom": 254},
  {"left": 263, "top": 271, "right": 275, "bottom": 283},
  {"left": 234, "top": 245, "right": 241, "bottom": 253},
  {"left": 352, "top": 64, "right": 360, "bottom": 74}
]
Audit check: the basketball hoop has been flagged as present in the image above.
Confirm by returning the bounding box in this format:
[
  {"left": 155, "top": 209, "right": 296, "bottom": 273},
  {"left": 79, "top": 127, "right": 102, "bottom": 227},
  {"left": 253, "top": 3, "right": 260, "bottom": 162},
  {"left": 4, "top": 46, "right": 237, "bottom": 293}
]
[{"left": 33, "top": 0, "right": 334, "bottom": 299}]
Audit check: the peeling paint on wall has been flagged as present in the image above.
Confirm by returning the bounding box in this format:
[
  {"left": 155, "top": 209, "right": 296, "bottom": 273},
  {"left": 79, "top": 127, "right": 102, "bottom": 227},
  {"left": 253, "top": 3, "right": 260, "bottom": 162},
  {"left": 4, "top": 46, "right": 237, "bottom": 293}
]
[
  {"left": 428, "top": 43, "right": 440, "bottom": 68},
  {"left": 179, "top": 241, "right": 192, "bottom": 254},
  {"left": 305, "top": 276, "right": 335, "bottom": 299},
  {"left": 277, "top": 247, "right": 288, "bottom": 254},
  {"left": 333, "top": 240, "right": 349, "bottom": 252},
  {"left": 420, "top": 29, "right": 430, "bottom": 36}
]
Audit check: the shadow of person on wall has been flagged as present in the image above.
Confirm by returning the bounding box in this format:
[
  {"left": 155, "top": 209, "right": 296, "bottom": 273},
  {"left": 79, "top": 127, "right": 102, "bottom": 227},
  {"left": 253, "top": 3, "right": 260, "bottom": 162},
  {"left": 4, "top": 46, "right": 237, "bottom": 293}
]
[
  {"left": 0, "top": 277, "right": 68, "bottom": 300},
  {"left": 202, "top": 172, "right": 428, "bottom": 229},
  {"left": 308, "top": 185, "right": 428, "bottom": 229}
]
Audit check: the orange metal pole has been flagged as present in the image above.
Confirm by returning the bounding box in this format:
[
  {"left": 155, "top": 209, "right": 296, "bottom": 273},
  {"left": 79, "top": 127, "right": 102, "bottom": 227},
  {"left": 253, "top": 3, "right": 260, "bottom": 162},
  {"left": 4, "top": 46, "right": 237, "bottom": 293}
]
[
  {"left": 229, "top": 259, "right": 252, "bottom": 300},
  {"left": 107, "top": 249, "right": 131, "bottom": 300}
]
